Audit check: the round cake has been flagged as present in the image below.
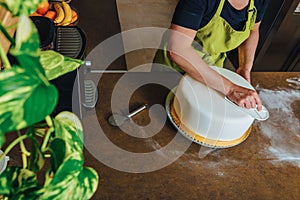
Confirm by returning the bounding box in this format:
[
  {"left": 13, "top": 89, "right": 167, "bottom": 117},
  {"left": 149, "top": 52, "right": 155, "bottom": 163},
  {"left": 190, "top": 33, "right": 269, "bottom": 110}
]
[{"left": 170, "top": 66, "right": 255, "bottom": 148}]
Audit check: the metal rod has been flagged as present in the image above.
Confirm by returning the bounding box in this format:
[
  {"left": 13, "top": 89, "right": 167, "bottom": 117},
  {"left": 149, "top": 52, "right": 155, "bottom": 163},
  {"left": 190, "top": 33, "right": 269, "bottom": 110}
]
[
  {"left": 127, "top": 104, "right": 147, "bottom": 118},
  {"left": 89, "top": 69, "right": 128, "bottom": 73}
]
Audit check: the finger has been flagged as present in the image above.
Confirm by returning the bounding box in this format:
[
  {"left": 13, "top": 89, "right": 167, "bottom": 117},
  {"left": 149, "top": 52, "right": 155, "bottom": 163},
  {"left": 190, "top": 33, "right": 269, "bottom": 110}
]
[
  {"left": 251, "top": 91, "right": 262, "bottom": 111},
  {"left": 241, "top": 92, "right": 255, "bottom": 109},
  {"left": 242, "top": 90, "right": 254, "bottom": 107},
  {"left": 248, "top": 96, "right": 256, "bottom": 108},
  {"left": 237, "top": 95, "right": 248, "bottom": 108},
  {"left": 254, "top": 95, "right": 262, "bottom": 111},
  {"left": 243, "top": 98, "right": 252, "bottom": 109}
]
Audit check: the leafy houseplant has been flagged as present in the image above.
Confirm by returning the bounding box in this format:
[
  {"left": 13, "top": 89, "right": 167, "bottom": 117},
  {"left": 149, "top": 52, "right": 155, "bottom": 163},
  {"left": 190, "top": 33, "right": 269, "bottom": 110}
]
[{"left": 0, "top": 0, "right": 99, "bottom": 199}]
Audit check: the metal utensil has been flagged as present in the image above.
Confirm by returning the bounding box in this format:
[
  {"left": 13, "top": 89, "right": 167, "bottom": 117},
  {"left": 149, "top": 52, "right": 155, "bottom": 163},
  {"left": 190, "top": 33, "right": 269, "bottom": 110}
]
[
  {"left": 108, "top": 104, "right": 147, "bottom": 126},
  {"left": 286, "top": 77, "right": 300, "bottom": 89},
  {"left": 82, "top": 80, "right": 98, "bottom": 108}
]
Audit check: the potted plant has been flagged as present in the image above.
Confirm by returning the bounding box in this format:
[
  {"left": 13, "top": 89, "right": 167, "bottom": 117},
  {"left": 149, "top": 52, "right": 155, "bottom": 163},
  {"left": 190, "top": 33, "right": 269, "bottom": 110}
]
[{"left": 0, "top": 0, "right": 99, "bottom": 199}]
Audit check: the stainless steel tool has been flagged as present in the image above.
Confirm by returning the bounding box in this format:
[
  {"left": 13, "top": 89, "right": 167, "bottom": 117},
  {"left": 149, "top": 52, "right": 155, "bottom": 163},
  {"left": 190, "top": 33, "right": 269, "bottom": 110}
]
[
  {"left": 82, "top": 79, "right": 98, "bottom": 108},
  {"left": 81, "top": 61, "right": 127, "bottom": 109},
  {"left": 286, "top": 77, "right": 300, "bottom": 89},
  {"left": 108, "top": 104, "right": 147, "bottom": 126}
]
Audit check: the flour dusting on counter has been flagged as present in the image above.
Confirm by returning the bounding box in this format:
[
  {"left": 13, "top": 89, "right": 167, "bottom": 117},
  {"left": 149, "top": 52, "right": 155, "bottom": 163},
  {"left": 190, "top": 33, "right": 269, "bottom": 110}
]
[{"left": 258, "top": 88, "right": 300, "bottom": 167}]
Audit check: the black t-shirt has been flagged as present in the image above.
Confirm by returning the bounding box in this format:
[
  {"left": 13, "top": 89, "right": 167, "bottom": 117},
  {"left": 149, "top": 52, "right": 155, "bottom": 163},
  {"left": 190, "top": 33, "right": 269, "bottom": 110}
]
[{"left": 172, "top": 0, "right": 269, "bottom": 31}]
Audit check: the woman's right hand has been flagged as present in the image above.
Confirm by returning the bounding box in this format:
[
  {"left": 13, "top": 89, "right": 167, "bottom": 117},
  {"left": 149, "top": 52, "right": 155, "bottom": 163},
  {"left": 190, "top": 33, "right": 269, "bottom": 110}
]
[{"left": 226, "top": 84, "right": 262, "bottom": 111}]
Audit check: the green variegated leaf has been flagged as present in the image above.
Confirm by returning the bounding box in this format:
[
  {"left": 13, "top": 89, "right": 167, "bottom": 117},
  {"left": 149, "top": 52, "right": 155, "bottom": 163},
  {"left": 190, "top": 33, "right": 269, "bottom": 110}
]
[
  {"left": 0, "top": 167, "right": 40, "bottom": 199},
  {"left": 48, "top": 153, "right": 83, "bottom": 185},
  {"left": 62, "top": 56, "right": 84, "bottom": 74},
  {"left": 35, "top": 112, "right": 99, "bottom": 199},
  {"left": 40, "top": 50, "right": 83, "bottom": 80},
  {"left": 28, "top": 138, "right": 45, "bottom": 172},
  {"left": 36, "top": 153, "right": 83, "bottom": 199},
  {"left": 0, "top": 0, "right": 45, "bottom": 16},
  {"left": 37, "top": 155, "right": 98, "bottom": 200},
  {"left": 23, "top": 83, "right": 57, "bottom": 123},
  {"left": 41, "top": 167, "right": 98, "bottom": 200},
  {"left": 40, "top": 50, "right": 64, "bottom": 79},
  {"left": 54, "top": 112, "right": 84, "bottom": 154},
  {"left": 12, "top": 54, "right": 46, "bottom": 82},
  {"left": 9, "top": 15, "right": 46, "bottom": 82},
  {"left": 49, "top": 138, "right": 66, "bottom": 173},
  {"left": 75, "top": 167, "right": 99, "bottom": 200},
  {"left": 10, "top": 15, "right": 40, "bottom": 57},
  {"left": 0, "top": 67, "right": 58, "bottom": 136}
]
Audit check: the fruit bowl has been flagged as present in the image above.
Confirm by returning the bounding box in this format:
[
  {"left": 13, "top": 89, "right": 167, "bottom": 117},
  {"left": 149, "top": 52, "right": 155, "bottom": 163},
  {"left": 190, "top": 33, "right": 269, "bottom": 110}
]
[{"left": 30, "top": 1, "right": 78, "bottom": 26}]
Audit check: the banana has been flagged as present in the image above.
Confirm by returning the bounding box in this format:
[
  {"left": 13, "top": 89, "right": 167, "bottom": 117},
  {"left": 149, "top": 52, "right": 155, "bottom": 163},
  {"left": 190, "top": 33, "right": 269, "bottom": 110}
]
[
  {"left": 58, "top": 1, "right": 72, "bottom": 26},
  {"left": 54, "top": 3, "right": 65, "bottom": 24}
]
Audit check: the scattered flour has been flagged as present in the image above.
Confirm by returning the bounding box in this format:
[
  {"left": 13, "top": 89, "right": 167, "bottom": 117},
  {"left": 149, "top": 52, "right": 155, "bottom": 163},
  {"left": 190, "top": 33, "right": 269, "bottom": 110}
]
[
  {"left": 216, "top": 171, "right": 225, "bottom": 176},
  {"left": 258, "top": 87, "right": 300, "bottom": 167},
  {"left": 198, "top": 146, "right": 218, "bottom": 158}
]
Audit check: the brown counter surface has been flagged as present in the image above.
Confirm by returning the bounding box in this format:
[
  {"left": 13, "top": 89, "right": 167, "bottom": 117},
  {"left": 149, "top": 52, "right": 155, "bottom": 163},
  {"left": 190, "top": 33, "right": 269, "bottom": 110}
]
[{"left": 82, "top": 71, "right": 300, "bottom": 200}]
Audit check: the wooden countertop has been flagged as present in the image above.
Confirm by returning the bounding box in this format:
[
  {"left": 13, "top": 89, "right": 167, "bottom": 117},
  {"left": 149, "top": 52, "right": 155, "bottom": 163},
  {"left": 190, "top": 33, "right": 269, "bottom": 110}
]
[
  {"left": 0, "top": 7, "right": 18, "bottom": 67},
  {"left": 81, "top": 71, "right": 300, "bottom": 199}
]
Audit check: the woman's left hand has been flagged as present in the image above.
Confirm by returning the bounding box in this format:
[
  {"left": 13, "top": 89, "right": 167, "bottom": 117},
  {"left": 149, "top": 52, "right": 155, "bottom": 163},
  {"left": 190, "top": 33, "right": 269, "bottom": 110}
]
[{"left": 236, "top": 67, "right": 251, "bottom": 83}]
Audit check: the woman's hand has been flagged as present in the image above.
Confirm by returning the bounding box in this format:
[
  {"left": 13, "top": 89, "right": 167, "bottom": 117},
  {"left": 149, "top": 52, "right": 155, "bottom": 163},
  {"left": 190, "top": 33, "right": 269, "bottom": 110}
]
[
  {"left": 236, "top": 67, "right": 251, "bottom": 82},
  {"left": 226, "top": 83, "right": 262, "bottom": 111}
]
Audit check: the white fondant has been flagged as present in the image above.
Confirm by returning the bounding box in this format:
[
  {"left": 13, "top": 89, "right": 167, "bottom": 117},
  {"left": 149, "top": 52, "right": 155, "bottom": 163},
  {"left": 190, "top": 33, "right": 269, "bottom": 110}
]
[{"left": 173, "top": 66, "right": 254, "bottom": 141}]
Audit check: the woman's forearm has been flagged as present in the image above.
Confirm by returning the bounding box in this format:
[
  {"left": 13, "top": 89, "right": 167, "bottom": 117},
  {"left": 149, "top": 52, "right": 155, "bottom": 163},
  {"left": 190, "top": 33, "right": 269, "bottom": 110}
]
[
  {"left": 168, "top": 46, "right": 233, "bottom": 95},
  {"left": 167, "top": 25, "right": 234, "bottom": 95},
  {"left": 238, "top": 23, "right": 261, "bottom": 71}
]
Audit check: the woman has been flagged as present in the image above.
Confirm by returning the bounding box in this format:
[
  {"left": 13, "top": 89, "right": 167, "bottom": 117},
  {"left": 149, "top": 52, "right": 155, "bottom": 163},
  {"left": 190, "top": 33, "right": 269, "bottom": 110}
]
[{"left": 154, "top": 0, "right": 270, "bottom": 110}]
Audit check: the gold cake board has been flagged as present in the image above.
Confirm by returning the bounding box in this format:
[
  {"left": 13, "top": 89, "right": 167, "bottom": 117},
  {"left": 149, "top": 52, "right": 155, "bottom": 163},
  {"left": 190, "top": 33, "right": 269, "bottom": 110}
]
[{"left": 166, "top": 90, "right": 252, "bottom": 148}]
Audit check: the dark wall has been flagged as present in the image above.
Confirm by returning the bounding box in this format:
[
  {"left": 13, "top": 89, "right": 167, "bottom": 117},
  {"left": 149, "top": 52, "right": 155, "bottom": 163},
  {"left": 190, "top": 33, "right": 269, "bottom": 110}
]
[
  {"left": 228, "top": 0, "right": 300, "bottom": 72},
  {"left": 254, "top": 0, "right": 299, "bottom": 71}
]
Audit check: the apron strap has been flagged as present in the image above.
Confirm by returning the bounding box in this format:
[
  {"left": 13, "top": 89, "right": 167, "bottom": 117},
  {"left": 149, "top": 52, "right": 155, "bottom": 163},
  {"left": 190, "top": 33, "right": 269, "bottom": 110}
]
[
  {"left": 246, "top": 0, "right": 257, "bottom": 30},
  {"left": 216, "top": 0, "right": 226, "bottom": 16}
]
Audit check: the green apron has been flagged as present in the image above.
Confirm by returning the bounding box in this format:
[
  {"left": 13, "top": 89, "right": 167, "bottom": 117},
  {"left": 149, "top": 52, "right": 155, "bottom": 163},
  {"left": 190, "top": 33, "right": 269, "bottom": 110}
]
[{"left": 153, "top": 0, "right": 257, "bottom": 72}]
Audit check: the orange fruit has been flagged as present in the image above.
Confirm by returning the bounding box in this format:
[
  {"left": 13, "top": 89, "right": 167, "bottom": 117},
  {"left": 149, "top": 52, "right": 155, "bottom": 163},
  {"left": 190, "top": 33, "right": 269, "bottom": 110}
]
[
  {"left": 44, "top": 10, "right": 56, "bottom": 20},
  {"left": 72, "top": 9, "right": 77, "bottom": 18},
  {"left": 36, "top": 1, "right": 50, "bottom": 15},
  {"left": 70, "top": 9, "right": 78, "bottom": 24},
  {"left": 30, "top": 12, "right": 42, "bottom": 16}
]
